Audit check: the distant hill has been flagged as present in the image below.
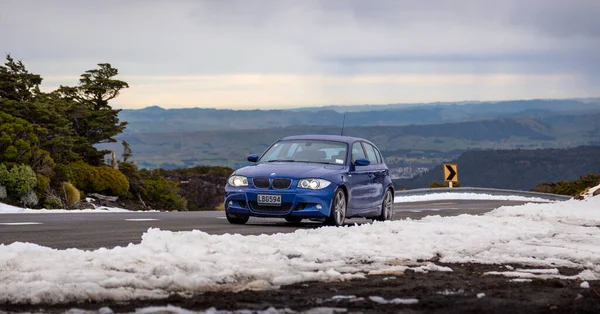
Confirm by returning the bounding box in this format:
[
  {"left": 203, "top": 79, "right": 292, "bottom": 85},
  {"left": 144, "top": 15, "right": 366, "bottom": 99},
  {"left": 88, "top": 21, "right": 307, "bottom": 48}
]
[
  {"left": 99, "top": 113, "right": 600, "bottom": 170},
  {"left": 118, "top": 99, "right": 600, "bottom": 133},
  {"left": 394, "top": 146, "right": 600, "bottom": 190}
]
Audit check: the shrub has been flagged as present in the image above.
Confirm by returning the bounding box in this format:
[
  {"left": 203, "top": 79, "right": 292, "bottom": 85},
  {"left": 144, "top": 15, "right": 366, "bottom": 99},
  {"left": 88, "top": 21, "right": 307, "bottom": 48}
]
[
  {"left": 36, "top": 174, "right": 50, "bottom": 197},
  {"left": 429, "top": 180, "right": 460, "bottom": 188},
  {"left": 0, "top": 163, "right": 37, "bottom": 196},
  {"left": 19, "top": 191, "right": 38, "bottom": 207},
  {"left": 144, "top": 179, "right": 188, "bottom": 211},
  {"left": 94, "top": 166, "right": 130, "bottom": 197},
  {"left": 65, "top": 161, "right": 130, "bottom": 197},
  {"left": 44, "top": 194, "right": 63, "bottom": 209},
  {"left": 62, "top": 182, "right": 81, "bottom": 207},
  {"left": 65, "top": 160, "right": 98, "bottom": 192},
  {"left": 0, "top": 185, "right": 6, "bottom": 199},
  {"left": 532, "top": 173, "right": 600, "bottom": 196}
]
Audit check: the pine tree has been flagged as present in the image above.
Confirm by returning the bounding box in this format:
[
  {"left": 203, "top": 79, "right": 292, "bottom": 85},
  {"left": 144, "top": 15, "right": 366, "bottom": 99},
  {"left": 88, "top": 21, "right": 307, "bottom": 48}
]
[{"left": 58, "top": 63, "right": 129, "bottom": 165}]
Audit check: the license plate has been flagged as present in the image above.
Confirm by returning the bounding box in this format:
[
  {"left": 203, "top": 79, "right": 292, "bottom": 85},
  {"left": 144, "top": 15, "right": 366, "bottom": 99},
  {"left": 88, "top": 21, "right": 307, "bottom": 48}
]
[{"left": 257, "top": 194, "right": 281, "bottom": 206}]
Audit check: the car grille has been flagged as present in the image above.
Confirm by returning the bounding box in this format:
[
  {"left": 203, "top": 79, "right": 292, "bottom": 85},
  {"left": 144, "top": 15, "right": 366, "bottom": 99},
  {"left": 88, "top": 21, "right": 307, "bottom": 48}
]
[
  {"left": 252, "top": 178, "right": 293, "bottom": 189},
  {"left": 253, "top": 178, "right": 270, "bottom": 188},
  {"left": 272, "top": 178, "right": 292, "bottom": 189},
  {"left": 249, "top": 202, "right": 293, "bottom": 213}
]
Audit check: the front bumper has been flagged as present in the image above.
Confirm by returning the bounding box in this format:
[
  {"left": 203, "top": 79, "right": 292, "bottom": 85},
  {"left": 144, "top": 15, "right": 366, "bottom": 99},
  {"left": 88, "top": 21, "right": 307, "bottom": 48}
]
[{"left": 224, "top": 184, "right": 337, "bottom": 218}]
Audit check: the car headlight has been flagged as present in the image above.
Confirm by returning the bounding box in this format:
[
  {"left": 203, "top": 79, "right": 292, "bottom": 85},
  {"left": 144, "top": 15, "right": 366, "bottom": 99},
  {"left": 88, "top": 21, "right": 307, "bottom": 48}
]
[
  {"left": 297, "top": 178, "right": 331, "bottom": 190},
  {"left": 228, "top": 175, "right": 248, "bottom": 187}
]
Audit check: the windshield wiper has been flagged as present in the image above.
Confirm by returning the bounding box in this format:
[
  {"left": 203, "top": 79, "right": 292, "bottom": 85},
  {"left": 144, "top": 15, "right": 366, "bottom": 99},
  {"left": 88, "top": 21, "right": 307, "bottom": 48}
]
[{"left": 267, "top": 159, "right": 296, "bottom": 162}]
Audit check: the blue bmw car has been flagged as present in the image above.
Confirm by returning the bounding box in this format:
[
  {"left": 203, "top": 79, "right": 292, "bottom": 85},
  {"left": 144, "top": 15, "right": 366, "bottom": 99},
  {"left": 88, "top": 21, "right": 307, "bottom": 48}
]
[{"left": 224, "top": 135, "right": 394, "bottom": 226}]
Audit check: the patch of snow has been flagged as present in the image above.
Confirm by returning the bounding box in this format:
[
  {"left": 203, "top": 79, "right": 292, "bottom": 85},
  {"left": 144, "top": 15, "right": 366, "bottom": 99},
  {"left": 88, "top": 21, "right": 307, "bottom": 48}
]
[
  {"left": 0, "top": 201, "right": 157, "bottom": 214},
  {"left": 515, "top": 268, "right": 560, "bottom": 275},
  {"left": 484, "top": 269, "right": 597, "bottom": 281},
  {"left": 134, "top": 306, "right": 311, "bottom": 314},
  {"left": 487, "top": 196, "right": 600, "bottom": 226},
  {"left": 477, "top": 293, "right": 486, "bottom": 298},
  {"left": 368, "top": 296, "right": 418, "bottom": 305},
  {"left": 1, "top": 197, "right": 600, "bottom": 304},
  {"left": 436, "top": 289, "right": 465, "bottom": 295},
  {"left": 509, "top": 278, "right": 533, "bottom": 283},
  {"left": 585, "top": 184, "right": 600, "bottom": 197},
  {"left": 394, "top": 192, "right": 554, "bottom": 203},
  {"left": 504, "top": 265, "right": 514, "bottom": 270},
  {"left": 412, "top": 263, "right": 453, "bottom": 273},
  {"left": 581, "top": 281, "right": 590, "bottom": 288},
  {"left": 330, "top": 295, "right": 356, "bottom": 300}
]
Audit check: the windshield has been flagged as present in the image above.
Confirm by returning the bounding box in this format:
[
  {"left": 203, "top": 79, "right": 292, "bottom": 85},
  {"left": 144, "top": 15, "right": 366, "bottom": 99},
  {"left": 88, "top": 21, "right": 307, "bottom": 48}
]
[{"left": 260, "top": 139, "right": 348, "bottom": 165}]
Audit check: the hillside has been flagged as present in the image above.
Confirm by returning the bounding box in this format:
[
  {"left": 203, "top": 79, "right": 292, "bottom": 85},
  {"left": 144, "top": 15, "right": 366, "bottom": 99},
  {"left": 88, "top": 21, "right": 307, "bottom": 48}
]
[
  {"left": 119, "top": 99, "right": 600, "bottom": 133},
  {"left": 395, "top": 146, "right": 600, "bottom": 190},
  {"left": 98, "top": 114, "right": 600, "bottom": 170}
]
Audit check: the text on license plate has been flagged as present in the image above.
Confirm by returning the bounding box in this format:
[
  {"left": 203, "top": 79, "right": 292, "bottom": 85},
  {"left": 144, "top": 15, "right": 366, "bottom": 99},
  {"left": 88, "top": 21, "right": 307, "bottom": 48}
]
[{"left": 257, "top": 194, "right": 281, "bottom": 205}]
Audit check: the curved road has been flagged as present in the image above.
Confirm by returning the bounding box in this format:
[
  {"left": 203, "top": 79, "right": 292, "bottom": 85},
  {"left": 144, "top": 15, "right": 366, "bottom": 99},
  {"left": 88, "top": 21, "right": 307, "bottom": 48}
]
[{"left": 0, "top": 200, "right": 531, "bottom": 250}]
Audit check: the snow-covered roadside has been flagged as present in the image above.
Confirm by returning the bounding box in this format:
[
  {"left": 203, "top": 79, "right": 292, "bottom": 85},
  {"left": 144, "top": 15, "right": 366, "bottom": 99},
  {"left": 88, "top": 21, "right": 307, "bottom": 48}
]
[
  {"left": 1, "top": 186, "right": 599, "bottom": 304},
  {"left": 0, "top": 202, "right": 134, "bottom": 213},
  {"left": 394, "top": 192, "right": 554, "bottom": 203}
]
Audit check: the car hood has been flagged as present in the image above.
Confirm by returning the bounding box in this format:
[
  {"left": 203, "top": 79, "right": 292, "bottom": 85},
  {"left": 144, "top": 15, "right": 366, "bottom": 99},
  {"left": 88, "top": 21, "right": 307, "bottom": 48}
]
[{"left": 234, "top": 162, "right": 345, "bottom": 179}]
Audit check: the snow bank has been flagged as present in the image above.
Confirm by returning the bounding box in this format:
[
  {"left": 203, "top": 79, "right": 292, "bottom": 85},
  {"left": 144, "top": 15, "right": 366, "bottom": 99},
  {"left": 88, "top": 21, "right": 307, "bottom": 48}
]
[
  {"left": 394, "top": 192, "right": 554, "bottom": 203},
  {"left": 1, "top": 192, "right": 599, "bottom": 304},
  {"left": 0, "top": 202, "right": 141, "bottom": 214}
]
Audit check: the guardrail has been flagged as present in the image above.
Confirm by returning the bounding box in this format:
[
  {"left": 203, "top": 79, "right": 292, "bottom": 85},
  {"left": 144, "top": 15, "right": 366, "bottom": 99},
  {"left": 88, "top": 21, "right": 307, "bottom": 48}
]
[{"left": 394, "top": 187, "right": 572, "bottom": 201}]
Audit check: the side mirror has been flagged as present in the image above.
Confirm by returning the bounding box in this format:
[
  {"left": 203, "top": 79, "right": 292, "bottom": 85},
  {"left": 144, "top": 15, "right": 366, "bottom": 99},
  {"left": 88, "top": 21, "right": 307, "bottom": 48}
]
[
  {"left": 354, "top": 158, "right": 370, "bottom": 166},
  {"left": 247, "top": 154, "right": 259, "bottom": 162}
]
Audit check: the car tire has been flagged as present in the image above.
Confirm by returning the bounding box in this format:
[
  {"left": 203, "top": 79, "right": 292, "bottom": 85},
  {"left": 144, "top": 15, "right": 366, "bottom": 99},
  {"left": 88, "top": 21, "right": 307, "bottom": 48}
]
[
  {"left": 285, "top": 217, "right": 303, "bottom": 223},
  {"left": 226, "top": 213, "right": 249, "bottom": 224},
  {"left": 374, "top": 189, "right": 393, "bottom": 221},
  {"left": 326, "top": 188, "right": 347, "bottom": 227}
]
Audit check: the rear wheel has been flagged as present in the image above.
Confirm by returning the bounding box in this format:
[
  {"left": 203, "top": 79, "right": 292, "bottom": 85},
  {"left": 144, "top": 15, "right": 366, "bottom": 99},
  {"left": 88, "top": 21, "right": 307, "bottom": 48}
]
[
  {"left": 285, "top": 217, "right": 303, "bottom": 223},
  {"left": 374, "top": 189, "right": 393, "bottom": 221},
  {"left": 226, "top": 213, "right": 249, "bottom": 224},
  {"left": 326, "top": 189, "right": 347, "bottom": 226}
]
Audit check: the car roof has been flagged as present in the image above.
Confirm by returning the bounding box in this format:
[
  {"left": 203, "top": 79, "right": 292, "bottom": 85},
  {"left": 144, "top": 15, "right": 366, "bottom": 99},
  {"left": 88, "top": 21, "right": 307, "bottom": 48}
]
[{"left": 279, "top": 134, "right": 373, "bottom": 145}]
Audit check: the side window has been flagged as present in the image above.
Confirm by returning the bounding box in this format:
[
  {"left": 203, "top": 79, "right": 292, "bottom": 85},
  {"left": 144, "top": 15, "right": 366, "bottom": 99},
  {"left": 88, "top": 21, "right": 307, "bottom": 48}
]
[
  {"left": 375, "top": 147, "right": 384, "bottom": 164},
  {"left": 351, "top": 142, "right": 366, "bottom": 162},
  {"left": 363, "top": 143, "right": 379, "bottom": 164}
]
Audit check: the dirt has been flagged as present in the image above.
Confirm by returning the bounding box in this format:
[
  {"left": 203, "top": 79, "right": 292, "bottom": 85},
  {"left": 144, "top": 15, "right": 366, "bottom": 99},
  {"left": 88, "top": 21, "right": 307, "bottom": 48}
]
[{"left": 1, "top": 263, "right": 599, "bottom": 314}]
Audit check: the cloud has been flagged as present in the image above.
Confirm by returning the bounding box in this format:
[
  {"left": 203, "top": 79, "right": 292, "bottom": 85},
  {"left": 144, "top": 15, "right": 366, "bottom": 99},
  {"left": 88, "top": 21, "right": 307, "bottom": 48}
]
[{"left": 1, "top": 0, "right": 598, "bottom": 108}]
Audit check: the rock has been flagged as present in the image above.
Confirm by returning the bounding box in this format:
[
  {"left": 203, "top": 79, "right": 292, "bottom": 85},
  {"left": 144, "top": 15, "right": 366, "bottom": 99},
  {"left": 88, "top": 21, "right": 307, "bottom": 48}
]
[
  {"left": 594, "top": 189, "right": 600, "bottom": 196},
  {"left": 89, "top": 193, "right": 119, "bottom": 202},
  {"left": 574, "top": 194, "right": 585, "bottom": 200}
]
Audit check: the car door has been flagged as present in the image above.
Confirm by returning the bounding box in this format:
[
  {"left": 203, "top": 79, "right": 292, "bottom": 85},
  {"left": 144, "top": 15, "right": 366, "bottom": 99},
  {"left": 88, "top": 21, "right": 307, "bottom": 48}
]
[
  {"left": 362, "top": 142, "right": 387, "bottom": 211},
  {"left": 346, "top": 141, "right": 371, "bottom": 214}
]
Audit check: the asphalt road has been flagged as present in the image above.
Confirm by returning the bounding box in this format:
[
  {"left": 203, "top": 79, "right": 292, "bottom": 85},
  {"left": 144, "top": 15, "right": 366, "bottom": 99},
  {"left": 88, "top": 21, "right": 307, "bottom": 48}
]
[{"left": 0, "top": 200, "right": 531, "bottom": 250}]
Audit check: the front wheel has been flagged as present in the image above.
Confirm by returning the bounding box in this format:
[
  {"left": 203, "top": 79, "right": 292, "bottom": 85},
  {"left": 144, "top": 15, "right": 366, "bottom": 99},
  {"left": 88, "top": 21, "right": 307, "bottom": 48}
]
[
  {"left": 325, "top": 189, "right": 347, "bottom": 227},
  {"left": 374, "top": 189, "right": 394, "bottom": 221},
  {"left": 226, "top": 213, "right": 249, "bottom": 224}
]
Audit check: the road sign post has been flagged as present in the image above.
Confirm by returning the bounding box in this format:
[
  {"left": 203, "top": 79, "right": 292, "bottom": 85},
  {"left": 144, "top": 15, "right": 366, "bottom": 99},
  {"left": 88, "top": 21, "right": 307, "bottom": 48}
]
[{"left": 443, "top": 163, "right": 458, "bottom": 188}]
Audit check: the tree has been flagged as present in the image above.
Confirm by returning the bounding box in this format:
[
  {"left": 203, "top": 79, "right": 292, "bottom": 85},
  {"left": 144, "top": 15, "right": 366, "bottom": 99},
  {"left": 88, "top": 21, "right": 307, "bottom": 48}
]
[
  {"left": 0, "top": 54, "right": 42, "bottom": 104},
  {"left": 122, "top": 140, "right": 132, "bottom": 162},
  {"left": 58, "top": 63, "right": 129, "bottom": 165}
]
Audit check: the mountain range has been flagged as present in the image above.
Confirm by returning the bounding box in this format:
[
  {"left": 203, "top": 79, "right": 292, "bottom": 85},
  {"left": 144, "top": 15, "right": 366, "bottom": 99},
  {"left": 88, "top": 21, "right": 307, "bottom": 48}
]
[{"left": 101, "top": 98, "right": 600, "bottom": 189}]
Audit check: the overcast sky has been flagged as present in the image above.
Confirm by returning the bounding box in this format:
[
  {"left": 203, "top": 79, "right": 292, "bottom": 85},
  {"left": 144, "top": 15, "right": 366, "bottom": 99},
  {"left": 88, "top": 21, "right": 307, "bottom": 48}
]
[{"left": 1, "top": 0, "right": 599, "bottom": 109}]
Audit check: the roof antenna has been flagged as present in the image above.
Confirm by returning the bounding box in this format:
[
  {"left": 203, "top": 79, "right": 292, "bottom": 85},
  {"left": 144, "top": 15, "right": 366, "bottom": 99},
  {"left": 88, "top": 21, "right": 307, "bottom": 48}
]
[{"left": 340, "top": 112, "right": 347, "bottom": 136}]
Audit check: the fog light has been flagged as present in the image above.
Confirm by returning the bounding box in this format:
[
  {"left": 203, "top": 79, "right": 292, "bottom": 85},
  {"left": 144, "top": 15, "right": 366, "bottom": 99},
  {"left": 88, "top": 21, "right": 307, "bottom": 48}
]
[
  {"left": 228, "top": 201, "right": 233, "bottom": 206},
  {"left": 316, "top": 204, "right": 322, "bottom": 210}
]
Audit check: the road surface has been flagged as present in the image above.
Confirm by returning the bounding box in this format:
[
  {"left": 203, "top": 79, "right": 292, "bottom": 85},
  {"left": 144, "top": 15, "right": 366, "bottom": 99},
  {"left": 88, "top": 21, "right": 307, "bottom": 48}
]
[{"left": 0, "top": 200, "right": 529, "bottom": 250}]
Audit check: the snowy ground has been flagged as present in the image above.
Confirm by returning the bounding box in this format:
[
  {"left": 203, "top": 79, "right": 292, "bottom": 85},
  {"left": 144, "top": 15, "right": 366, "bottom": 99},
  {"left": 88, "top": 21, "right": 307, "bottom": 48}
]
[
  {"left": 0, "top": 202, "right": 133, "bottom": 214},
  {"left": 394, "top": 192, "right": 556, "bottom": 203},
  {"left": 1, "top": 186, "right": 598, "bottom": 304}
]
